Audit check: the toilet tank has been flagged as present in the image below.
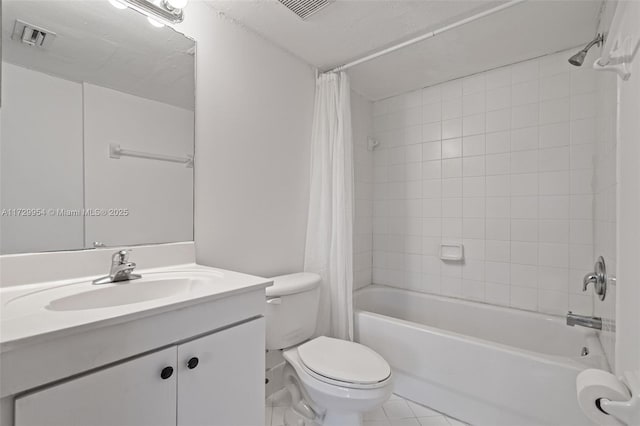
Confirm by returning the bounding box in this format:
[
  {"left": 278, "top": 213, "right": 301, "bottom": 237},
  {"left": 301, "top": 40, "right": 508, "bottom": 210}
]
[{"left": 265, "top": 272, "right": 321, "bottom": 350}]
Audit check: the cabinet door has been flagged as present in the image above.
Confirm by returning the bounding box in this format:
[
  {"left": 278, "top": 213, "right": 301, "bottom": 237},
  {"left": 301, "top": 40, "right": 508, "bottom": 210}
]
[
  {"left": 177, "top": 318, "right": 265, "bottom": 426},
  {"left": 15, "top": 347, "right": 177, "bottom": 426}
]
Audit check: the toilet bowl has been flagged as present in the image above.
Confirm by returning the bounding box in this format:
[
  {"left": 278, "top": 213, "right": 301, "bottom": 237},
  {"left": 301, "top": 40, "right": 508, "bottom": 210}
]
[
  {"left": 265, "top": 273, "right": 393, "bottom": 426},
  {"left": 283, "top": 336, "right": 393, "bottom": 426}
]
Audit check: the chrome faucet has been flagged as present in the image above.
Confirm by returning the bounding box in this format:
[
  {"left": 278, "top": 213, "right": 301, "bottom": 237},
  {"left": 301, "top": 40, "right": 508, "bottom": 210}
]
[
  {"left": 566, "top": 311, "right": 603, "bottom": 330},
  {"left": 93, "top": 250, "right": 142, "bottom": 285},
  {"left": 582, "top": 256, "right": 608, "bottom": 300}
]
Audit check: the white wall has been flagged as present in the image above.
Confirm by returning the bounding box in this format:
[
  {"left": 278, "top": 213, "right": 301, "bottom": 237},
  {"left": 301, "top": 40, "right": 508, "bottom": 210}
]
[
  {"left": 0, "top": 63, "right": 84, "bottom": 254},
  {"left": 352, "top": 91, "right": 374, "bottom": 290},
  {"left": 83, "top": 83, "right": 194, "bottom": 247},
  {"left": 370, "top": 50, "right": 599, "bottom": 315},
  {"left": 176, "top": 4, "right": 315, "bottom": 278}
]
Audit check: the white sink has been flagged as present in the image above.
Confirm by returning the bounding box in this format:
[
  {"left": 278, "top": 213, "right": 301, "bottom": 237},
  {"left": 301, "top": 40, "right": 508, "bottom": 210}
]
[
  {"left": 3, "top": 272, "right": 216, "bottom": 314},
  {"left": 45, "top": 277, "right": 210, "bottom": 311}
]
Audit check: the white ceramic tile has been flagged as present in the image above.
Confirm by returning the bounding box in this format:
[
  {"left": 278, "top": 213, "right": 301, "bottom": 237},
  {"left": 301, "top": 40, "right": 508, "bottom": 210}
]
[
  {"left": 486, "top": 218, "right": 510, "bottom": 240},
  {"left": 486, "top": 153, "right": 510, "bottom": 175},
  {"left": 539, "top": 122, "right": 570, "bottom": 148},
  {"left": 407, "top": 401, "right": 441, "bottom": 418},
  {"left": 539, "top": 97, "right": 570, "bottom": 124},
  {"left": 462, "top": 113, "right": 485, "bottom": 136},
  {"left": 511, "top": 241, "right": 538, "bottom": 265},
  {"left": 571, "top": 92, "right": 597, "bottom": 120},
  {"left": 463, "top": 91, "right": 485, "bottom": 116},
  {"left": 442, "top": 139, "right": 462, "bottom": 159},
  {"left": 462, "top": 134, "right": 485, "bottom": 157},
  {"left": 485, "top": 240, "right": 510, "bottom": 262},
  {"left": 511, "top": 127, "right": 539, "bottom": 151},
  {"left": 442, "top": 98, "right": 462, "bottom": 120},
  {"left": 486, "top": 108, "right": 511, "bottom": 133},
  {"left": 539, "top": 219, "right": 570, "bottom": 243},
  {"left": 442, "top": 158, "right": 462, "bottom": 178},
  {"left": 383, "top": 400, "right": 416, "bottom": 419},
  {"left": 423, "top": 122, "right": 442, "bottom": 143},
  {"left": 485, "top": 131, "right": 510, "bottom": 154},
  {"left": 485, "top": 261, "right": 510, "bottom": 284},
  {"left": 511, "top": 80, "right": 539, "bottom": 106},
  {"left": 510, "top": 150, "right": 538, "bottom": 174},
  {"left": 441, "top": 80, "right": 463, "bottom": 100},
  {"left": 422, "top": 102, "right": 442, "bottom": 124},
  {"left": 510, "top": 173, "right": 538, "bottom": 196},
  {"left": 511, "top": 263, "right": 538, "bottom": 288},
  {"left": 540, "top": 73, "right": 570, "bottom": 101},
  {"left": 539, "top": 147, "right": 569, "bottom": 172},
  {"left": 510, "top": 286, "right": 538, "bottom": 310},
  {"left": 463, "top": 176, "right": 485, "bottom": 197},
  {"left": 486, "top": 175, "right": 510, "bottom": 197},
  {"left": 538, "top": 266, "right": 569, "bottom": 291},
  {"left": 486, "top": 86, "right": 511, "bottom": 111},
  {"left": 538, "top": 243, "right": 569, "bottom": 267},
  {"left": 422, "top": 86, "right": 442, "bottom": 105},
  {"left": 442, "top": 198, "right": 462, "bottom": 218},
  {"left": 442, "top": 178, "right": 463, "bottom": 198},
  {"left": 485, "top": 281, "right": 510, "bottom": 305},
  {"left": 511, "top": 219, "right": 538, "bottom": 242},
  {"left": 422, "top": 142, "right": 442, "bottom": 161},
  {"left": 442, "top": 119, "right": 462, "bottom": 140},
  {"left": 463, "top": 157, "right": 485, "bottom": 177},
  {"left": 539, "top": 195, "right": 569, "bottom": 219},
  {"left": 463, "top": 74, "right": 485, "bottom": 94},
  {"left": 511, "top": 103, "right": 539, "bottom": 129},
  {"left": 485, "top": 66, "right": 512, "bottom": 89},
  {"left": 418, "top": 417, "right": 450, "bottom": 426}
]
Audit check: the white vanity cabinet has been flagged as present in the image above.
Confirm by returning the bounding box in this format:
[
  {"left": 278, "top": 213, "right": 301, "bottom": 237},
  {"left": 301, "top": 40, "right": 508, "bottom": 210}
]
[{"left": 13, "top": 318, "right": 265, "bottom": 426}]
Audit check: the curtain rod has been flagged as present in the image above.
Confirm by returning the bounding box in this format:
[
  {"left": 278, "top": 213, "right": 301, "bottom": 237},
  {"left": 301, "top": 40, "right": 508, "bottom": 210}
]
[{"left": 327, "top": 0, "right": 527, "bottom": 73}]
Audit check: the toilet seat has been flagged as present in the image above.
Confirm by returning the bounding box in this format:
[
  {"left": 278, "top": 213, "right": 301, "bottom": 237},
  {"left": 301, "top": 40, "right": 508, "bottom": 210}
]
[{"left": 297, "top": 337, "right": 391, "bottom": 389}]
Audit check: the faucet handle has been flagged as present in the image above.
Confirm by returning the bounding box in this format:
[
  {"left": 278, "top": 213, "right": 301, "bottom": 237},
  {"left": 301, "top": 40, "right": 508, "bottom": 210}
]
[
  {"left": 582, "top": 273, "right": 598, "bottom": 292},
  {"left": 112, "top": 249, "right": 131, "bottom": 264}
]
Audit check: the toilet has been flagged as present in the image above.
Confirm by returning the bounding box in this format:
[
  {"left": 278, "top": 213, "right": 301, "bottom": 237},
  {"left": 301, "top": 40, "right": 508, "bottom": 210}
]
[{"left": 265, "top": 272, "right": 393, "bottom": 426}]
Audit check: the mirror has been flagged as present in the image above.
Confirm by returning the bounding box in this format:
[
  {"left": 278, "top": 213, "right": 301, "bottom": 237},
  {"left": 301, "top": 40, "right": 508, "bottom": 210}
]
[{"left": 1, "top": 0, "right": 195, "bottom": 254}]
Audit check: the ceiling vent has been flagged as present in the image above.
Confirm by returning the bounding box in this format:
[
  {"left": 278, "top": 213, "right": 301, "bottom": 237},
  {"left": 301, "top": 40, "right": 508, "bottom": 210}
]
[
  {"left": 276, "top": 0, "right": 333, "bottom": 20},
  {"left": 11, "top": 20, "right": 56, "bottom": 48}
]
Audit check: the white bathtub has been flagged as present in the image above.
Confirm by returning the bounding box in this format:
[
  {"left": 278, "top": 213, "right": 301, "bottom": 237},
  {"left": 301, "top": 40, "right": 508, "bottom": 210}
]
[{"left": 354, "top": 285, "right": 608, "bottom": 426}]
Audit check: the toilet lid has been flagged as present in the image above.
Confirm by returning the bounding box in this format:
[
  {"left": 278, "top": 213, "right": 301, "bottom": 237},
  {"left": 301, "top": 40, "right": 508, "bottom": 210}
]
[{"left": 297, "top": 337, "right": 391, "bottom": 385}]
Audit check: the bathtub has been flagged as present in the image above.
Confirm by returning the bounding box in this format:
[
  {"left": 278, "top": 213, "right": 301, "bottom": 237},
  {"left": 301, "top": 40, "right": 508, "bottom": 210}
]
[{"left": 354, "top": 285, "right": 608, "bottom": 426}]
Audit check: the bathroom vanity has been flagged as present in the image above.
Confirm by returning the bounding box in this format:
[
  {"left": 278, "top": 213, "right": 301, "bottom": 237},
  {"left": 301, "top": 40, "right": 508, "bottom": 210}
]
[{"left": 0, "top": 247, "right": 271, "bottom": 426}]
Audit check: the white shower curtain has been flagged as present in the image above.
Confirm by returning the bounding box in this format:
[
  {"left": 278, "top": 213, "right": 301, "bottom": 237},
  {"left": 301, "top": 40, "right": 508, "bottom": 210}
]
[{"left": 304, "top": 71, "right": 354, "bottom": 341}]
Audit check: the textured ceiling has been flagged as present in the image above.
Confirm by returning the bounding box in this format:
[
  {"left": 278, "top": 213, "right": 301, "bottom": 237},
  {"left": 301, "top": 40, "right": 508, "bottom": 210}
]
[
  {"left": 204, "top": 0, "right": 603, "bottom": 100},
  {"left": 2, "top": 1, "right": 195, "bottom": 110}
]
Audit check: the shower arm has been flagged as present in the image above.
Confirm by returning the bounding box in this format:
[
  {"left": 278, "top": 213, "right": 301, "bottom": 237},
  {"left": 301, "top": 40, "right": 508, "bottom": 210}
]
[{"left": 580, "top": 34, "right": 604, "bottom": 53}]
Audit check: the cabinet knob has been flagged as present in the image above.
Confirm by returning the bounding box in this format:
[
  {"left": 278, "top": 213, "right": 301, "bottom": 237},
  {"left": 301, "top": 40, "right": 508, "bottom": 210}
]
[
  {"left": 187, "top": 357, "right": 199, "bottom": 370},
  {"left": 160, "top": 366, "right": 174, "bottom": 380}
]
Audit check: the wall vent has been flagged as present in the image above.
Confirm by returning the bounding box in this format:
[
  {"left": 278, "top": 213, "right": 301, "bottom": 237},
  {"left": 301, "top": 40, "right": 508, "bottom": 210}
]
[
  {"left": 11, "top": 20, "right": 56, "bottom": 48},
  {"left": 276, "top": 0, "right": 333, "bottom": 20}
]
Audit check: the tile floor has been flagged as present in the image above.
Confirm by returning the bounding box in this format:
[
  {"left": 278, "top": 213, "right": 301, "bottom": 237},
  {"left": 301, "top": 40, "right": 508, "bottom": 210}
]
[{"left": 266, "top": 390, "right": 468, "bottom": 426}]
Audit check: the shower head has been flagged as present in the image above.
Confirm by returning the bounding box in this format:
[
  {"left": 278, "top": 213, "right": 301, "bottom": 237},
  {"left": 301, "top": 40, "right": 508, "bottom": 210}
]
[{"left": 568, "top": 34, "right": 604, "bottom": 66}]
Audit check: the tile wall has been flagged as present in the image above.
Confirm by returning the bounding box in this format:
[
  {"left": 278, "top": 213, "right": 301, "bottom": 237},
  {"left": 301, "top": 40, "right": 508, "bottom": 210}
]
[
  {"left": 370, "top": 49, "right": 599, "bottom": 315},
  {"left": 593, "top": 60, "right": 617, "bottom": 369},
  {"left": 353, "top": 91, "right": 375, "bottom": 290}
]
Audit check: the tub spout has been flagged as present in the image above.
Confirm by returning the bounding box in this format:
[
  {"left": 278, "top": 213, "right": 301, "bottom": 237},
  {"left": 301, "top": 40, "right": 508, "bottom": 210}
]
[{"left": 566, "top": 311, "right": 602, "bottom": 330}]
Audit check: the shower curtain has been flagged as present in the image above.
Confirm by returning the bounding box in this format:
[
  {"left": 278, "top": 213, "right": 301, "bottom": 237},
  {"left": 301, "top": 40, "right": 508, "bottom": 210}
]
[{"left": 304, "top": 71, "right": 354, "bottom": 341}]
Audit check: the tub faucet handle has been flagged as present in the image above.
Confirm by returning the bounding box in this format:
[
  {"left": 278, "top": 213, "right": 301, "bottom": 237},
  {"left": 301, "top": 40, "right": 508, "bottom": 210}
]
[
  {"left": 581, "top": 256, "right": 608, "bottom": 301},
  {"left": 582, "top": 273, "right": 598, "bottom": 292}
]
